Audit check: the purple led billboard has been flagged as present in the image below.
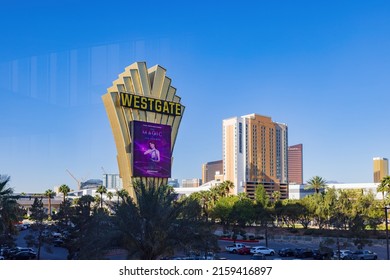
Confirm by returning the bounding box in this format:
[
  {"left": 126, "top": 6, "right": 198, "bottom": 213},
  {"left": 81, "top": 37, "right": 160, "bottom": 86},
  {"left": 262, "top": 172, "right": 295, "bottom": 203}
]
[{"left": 131, "top": 120, "right": 172, "bottom": 178}]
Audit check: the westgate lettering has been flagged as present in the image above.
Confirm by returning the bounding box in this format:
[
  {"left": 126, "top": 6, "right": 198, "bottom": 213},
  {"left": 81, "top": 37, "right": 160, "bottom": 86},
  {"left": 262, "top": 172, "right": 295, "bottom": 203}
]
[{"left": 120, "top": 92, "right": 182, "bottom": 116}]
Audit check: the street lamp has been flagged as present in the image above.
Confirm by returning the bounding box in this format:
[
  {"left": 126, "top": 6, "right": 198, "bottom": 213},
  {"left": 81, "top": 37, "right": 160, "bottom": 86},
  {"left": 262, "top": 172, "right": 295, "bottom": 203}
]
[{"left": 384, "top": 206, "right": 389, "bottom": 260}]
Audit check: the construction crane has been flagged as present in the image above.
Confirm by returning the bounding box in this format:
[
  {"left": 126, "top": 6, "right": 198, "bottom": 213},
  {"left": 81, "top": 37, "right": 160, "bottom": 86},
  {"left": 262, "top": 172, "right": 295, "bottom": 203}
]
[{"left": 66, "top": 169, "right": 81, "bottom": 190}]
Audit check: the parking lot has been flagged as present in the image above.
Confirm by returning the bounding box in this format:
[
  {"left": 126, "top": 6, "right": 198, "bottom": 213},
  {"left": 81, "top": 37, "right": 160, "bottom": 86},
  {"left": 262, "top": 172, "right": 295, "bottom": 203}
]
[
  {"left": 2, "top": 226, "right": 389, "bottom": 260},
  {"left": 216, "top": 239, "right": 389, "bottom": 260},
  {"left": 1, "top": 226, "right": 68, "bottom": 260}
]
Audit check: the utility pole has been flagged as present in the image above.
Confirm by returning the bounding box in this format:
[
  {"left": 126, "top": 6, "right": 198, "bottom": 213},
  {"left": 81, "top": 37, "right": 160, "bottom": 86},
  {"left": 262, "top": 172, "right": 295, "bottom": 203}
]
[{"left": 385, "top": 206, "right": 389, "bottom": 260}]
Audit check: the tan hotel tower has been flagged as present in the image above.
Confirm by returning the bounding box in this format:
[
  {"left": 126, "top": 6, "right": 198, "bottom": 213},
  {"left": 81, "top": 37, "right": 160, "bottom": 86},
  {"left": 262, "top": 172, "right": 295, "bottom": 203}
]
[
  {"left": 223, "top": 114, "right": 288, "bottom": 199},
  {"left": 373, "top": 157, "right": 389, "bottom": 183},
  {"left": 102, "top": 62, "right": 185, "bottom": 198}
]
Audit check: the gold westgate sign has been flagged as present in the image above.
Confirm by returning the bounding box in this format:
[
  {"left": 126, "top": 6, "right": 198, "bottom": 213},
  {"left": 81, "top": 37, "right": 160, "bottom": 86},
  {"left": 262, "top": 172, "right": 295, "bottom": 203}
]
[
  {"left": 119, "top": 92, "right": 182, "bottom": 116},
  {"left": 102, "top": 62, "right": 185, "bottom": 199}
]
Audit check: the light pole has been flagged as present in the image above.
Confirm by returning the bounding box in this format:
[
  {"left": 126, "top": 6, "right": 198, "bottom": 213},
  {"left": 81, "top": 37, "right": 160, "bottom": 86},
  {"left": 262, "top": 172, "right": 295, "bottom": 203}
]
[{"left": 385, "top": 206, "right": 389, "bottom": 260}]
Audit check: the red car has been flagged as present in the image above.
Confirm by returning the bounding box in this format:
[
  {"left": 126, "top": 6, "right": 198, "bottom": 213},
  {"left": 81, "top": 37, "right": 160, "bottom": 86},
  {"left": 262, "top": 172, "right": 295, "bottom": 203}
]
[{"left": 237, "top": 247, "right": 251, "bottom": 255}]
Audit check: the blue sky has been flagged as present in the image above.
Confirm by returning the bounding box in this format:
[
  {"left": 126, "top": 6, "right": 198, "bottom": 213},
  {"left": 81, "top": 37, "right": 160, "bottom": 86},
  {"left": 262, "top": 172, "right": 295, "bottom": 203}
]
[{"left": 1, "top": 1, "right": 390, "bottom": 193}]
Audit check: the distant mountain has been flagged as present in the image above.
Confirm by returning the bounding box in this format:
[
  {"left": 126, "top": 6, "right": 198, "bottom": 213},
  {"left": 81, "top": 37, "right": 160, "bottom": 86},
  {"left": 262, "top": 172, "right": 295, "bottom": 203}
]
[{"left": 327, "top": 180, "right": 342, "bottom": 184}]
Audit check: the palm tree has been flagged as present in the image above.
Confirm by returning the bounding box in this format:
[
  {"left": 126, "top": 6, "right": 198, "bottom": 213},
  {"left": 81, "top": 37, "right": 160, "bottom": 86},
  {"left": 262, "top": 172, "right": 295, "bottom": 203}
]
[
  {"left": 305, "top": 176, "right": 327, "bottom": 194},
  {"left": 96, "top": 185, "right": 107, "bottom": 209},
  {"left": 217, "top": 180, "right": 235, "bottom": 197},
  {"left": 44, "top": 189, "right": 55, "bottom": 218},
  {"left": 107, "top": 191, "right": 113, "bottom": 201},
  {"left": 93, "top": 195, "right": 101, "bottom": 209},
  {"left": 113, "top": 180, "right": 218, "bottom": 259},
  {"left": 377, "top": 176, "right": 390, "bottom": 204},
  {"left": 77, "top": 194, "right": 95, "bottom": 217},
  {"left": 79, "top": 194, "right": 95, "bottom": 208},
  {"left": 116, "top": 189, "right": 129, "bottom": 205},
  {"left": 198, "top": 190, "right": 212, "bottom": 220},
  {"left": 0, "top": 176, "right": 13, "bottom": 197},
  {"left": 0, "top": 175, "right": 21, "bottom": 235},
  {"left": 59, "top": 184, "right": 70, "bottom": 203}
]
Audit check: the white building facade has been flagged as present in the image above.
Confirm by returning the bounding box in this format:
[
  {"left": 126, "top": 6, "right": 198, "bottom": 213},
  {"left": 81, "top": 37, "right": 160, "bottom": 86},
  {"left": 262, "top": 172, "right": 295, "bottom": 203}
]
[{"left": 289, "top": 182, "right": 382, "bottom": 200}]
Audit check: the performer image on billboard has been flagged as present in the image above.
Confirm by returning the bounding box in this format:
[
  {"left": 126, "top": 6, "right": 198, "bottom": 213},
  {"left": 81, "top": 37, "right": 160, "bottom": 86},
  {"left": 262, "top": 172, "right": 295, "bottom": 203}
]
[{"left": 144, "top": 141, "right": 160, "bottom": 162}]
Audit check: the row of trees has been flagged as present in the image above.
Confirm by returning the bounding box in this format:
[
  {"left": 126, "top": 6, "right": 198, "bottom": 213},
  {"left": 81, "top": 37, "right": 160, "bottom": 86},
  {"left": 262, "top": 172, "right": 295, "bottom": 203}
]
[
  {"left": 3, "top": 174, "right": 390, "bottom": 259},
  {"left": 191, "top": 176, "right": 389, "bottom": 229},
  {"left": 184, "top": 177, "right": 389, "bottom": 249},
  {"left": 25, "top": 180, "right": 219, "bottom": 260}
]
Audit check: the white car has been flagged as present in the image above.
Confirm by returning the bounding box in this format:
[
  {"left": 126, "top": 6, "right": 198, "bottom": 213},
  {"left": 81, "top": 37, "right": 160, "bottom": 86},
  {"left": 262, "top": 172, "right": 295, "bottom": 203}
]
[
  {"left": 250, "top": 246, "right": 275, "bottom": 256},
  {"left": 333, "top": 250, "right": 353, "bottom": 260}
]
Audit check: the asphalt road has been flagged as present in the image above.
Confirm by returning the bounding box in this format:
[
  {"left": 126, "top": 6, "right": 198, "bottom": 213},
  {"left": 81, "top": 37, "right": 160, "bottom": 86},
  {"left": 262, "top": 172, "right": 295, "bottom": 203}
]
[{"left": 12, "top": 229, "right": 390, "bottom": 260}]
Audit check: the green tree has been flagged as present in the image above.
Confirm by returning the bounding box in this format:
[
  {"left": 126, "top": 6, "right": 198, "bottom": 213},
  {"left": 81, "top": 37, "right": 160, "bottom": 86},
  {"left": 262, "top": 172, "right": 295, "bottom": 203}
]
[
  {"left": 63, "top": 194, "right": 97, "bottom": 259},
  {"left": 113, "top": 180, "right": 218, "bottom": 259},
  {"left": 210, "top": 195, "right": 238, "bottom": 229},
  {"left": 0, "top": 175, "right": 21, "bottom": 237},
  {"left": 231, "top": 194, "right": 255, "bottom": 228},
  {"left": 179, "top": 195, "right": 203, "bottom": 221},
  {"left": 59, "top": 184, "right": 70, "bottom": 203},
  {"left": 71, "top": 207, "right": 113, "bottom": 259},
  {"left": 116, "top": 189, "right": 129, "bottom": 205},
  {"left": 305, "top": 176, "right": 327, "bottom": 194},
  {"left": 303, "top": 193, "right": 327, "bottom": 229},
  {"left": 196, "top": 190, "right": 213, "bottom": 220},
  {"left": 366, "top": 198, "right": 383, "bottom": 231},
  {"left": 96, "top": 185, "right": 107, "bottom": 209},
  {"left": 44, "top": 189, "right": 55, "bottom": 219},
  {"left": 377, "top": 176, "right": 390, "bottom": 204},
  {"left": 271, "top": 191, "right": 281, "bottom": 205},
  {"left": 279, "top": 200, "right": 304, "bottom": 228},
  {"left": 25, "top": 197, "right": 48, "bottom": 260},
  {"left": 300, "top": 195, "right": 317, "bottom": 226},
  {"left": 254, "top": 184, "right": 269, "bottom": 207},
  {"left": 215, "top": 180, "right": 235, "bottom": 197}
]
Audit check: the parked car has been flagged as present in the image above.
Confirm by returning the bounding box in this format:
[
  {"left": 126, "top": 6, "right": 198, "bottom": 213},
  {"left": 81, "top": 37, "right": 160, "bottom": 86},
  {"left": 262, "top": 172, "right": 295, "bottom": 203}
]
[
  {"left": 237, "top": 247, "right": 251, "bottom": 255},
  {"left": 51, "top": 232, "right": 63, "bottom": 238},
  {"left": 225, "top": 243, "right": 247, "bottom": 253},
  {"left": 251, "top": 253, "right": 266, "bottom": 260},
  {"left": 294, "top": 248, "right": 314, "bottom": 258},
  {"left": 278, "top": 248, "right": 295, "bottom": 257},
  {"left": 11, "top": 251, "right": 37, "bottom": 260},
  {"left": 7, "top": 247, "right": 36, "bottom": 259},
  {"left": 312, "top": 249, "right": 333, "bottom": 260},
  {"left": 0, "top": 248, "right": 12, "bottom": 259},
  {"left": 15, "top": 247, "right": 35, "bottom": 253},
  {"left": 250, "top": 246, "right": 275, "bottom": 256},
  {"left": 333, "top": 250, "right": 353, "bottom": 260},
  {"left": 347, "top": 250, "right": 378, "bottom": 260}
]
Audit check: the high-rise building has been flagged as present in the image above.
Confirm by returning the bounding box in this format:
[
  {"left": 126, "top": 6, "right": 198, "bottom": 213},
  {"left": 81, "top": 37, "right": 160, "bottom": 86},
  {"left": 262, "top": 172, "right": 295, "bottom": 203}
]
[
  {"left": 276, "top": 123, "right": 288, "bottom": 184},
  {"left": 288, "top": 144, "right": 303, "bottom": 184},
  {"left": 373, "top": 157, "right": 389, "bottom": 183},
  {"left": 102, "top": 174, "right": 123, "bottom": 189},
  {"left": 223, "top": 113, "right": 288, "bottom": 199},
  {"left": 202, "top": 160, "right": 223, "bottom": 184},
  {"left": 182, "top": 178, "right": 202, "bottom": 188}
]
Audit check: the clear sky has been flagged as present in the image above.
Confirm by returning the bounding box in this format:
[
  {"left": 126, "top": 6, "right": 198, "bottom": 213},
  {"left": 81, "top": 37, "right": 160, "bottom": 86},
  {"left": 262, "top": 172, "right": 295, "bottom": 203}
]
[{"left": 1, "top": 0, "right": 390, "bottom": 193}]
